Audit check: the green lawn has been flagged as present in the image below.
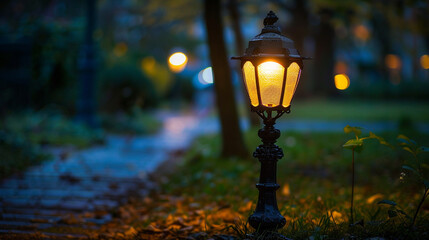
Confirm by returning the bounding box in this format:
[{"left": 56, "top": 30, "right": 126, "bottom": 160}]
[
  {"left": 246, "top": 99, "right": 429, "bottom": 122},
  {"left": 135, "top": 129, "right": 429, "bottom": 239}
]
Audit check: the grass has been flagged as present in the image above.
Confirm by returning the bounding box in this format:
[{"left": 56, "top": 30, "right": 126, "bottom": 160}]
[
  {"left": 0, "top": 131, "right": 51, "bottom": 178},
  {"left": 99, "top": 107, "right": 162, "bottom": 135},
  {"left": 132, "top": 128, "right": 429, "bottom": 239},
  {"left": 2, "top": 111, "right": 104, "bottom": 148},
  {"left": 239, "top": 99, "right": 429, "bottom": 122},
  {"left": 0, "top": 110, "right": 104, "bottom": 178},
  {"left": 0, "top": 107, "right": 161, "bottom": 179}
]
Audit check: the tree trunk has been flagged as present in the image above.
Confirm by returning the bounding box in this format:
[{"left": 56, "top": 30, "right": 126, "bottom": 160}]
[
  {"left": 371, "top": 8, "right": 392, "bottom": 84},
  {"left": 227, "top": 0, "right": 260, "bottom": 127},
  {"left": 283, "top": 0, "right": 309, "bottom": 55},
  {"left": 204, "top": 0, "right": 248, "bottom": 158},
  {"left": 280, "top": 0, "right": 311, "bottom": 97},
  {"left": 78, "top": 0, "right": 97, "bottom": 127},
  {"left": 313, "top": 8, "right": 336, "bottom": 97}
]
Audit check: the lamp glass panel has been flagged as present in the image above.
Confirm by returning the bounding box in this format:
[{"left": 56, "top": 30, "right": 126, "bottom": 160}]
[
  {"left": 282, "top": 62, "right": 301, "bottom": 107},
  {"left": 257, "top": 61, "right": 284, "bottom": 107},
  {"left": 242, "top": 61, "right": 259, "bottom": 106}
]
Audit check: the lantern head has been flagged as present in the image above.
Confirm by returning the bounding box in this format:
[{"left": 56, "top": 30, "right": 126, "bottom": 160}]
[{"left": 232, "top": 11, "right": 307, "bottom": 112}]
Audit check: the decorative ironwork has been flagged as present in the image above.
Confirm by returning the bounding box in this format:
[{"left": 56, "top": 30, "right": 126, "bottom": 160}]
[
  {"left": 248, "top": 110, "right": 289, "bottom": 235},
  {"left": 231, "top": 10, "right": 310, "bottom": 239}
]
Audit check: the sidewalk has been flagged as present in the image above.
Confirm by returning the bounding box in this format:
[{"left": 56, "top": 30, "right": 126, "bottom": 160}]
[{"left": 0, "top": 113, "right": 204, "bottom": 238}]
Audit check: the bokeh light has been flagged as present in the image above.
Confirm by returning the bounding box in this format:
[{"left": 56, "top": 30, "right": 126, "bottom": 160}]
[
  {"left": 168, "top": 52, "right": 188, "bottom": 73},
  {"left": 353, "top": 24, "right": 370, "bottom": 42},
  {"left": 113, "top": 42, "right": 128, "bottom": 57},
  {"left": 385, "top": 54, "right": 401, "bottom": 70},
  {"left": 198, "top": 67, "right": 214, "bottom": 85},
  {"left": 420, "top": 55, "right": 429, "bottom": 69},
  {"left": 141, "top": 57, "right": 156, "bottom": 74},
  {"left": 334, "top": 74, "right": 350, "bottom": 90}
]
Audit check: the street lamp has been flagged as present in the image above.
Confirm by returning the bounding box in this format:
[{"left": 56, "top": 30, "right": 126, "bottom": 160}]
[{"left": 232, "top": 11, "right": 308, "bottom": 236}]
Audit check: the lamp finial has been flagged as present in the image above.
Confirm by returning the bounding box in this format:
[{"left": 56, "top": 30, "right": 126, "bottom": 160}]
[{"left": 263, "top": 11, "right": 278, "bottom": 26}]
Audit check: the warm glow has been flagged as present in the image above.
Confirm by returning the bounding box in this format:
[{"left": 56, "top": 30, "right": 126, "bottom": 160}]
[
  {"left": 257, "top": 61, "right": 284, "bottom": 107},
  {"left": 335, "top": 61, "right": 348, "bottom": 74},
  {"left": 334, "top": 74, "right": 350, "bottom": 90},
  {"left": 168, "top": 52, "right": 188, "bottom": 73},
  {"left": 353, "top": 25, "right": 370, "bottom": 42},
  {"left": 113, "top": 42, "right": 128, "bottom": 57},
  {"left": 282, "top": 62, "right": 301, "bottom": 107},
  {"left": 141, "top": 57, "right": 156, "bottom": 73},
  {"left": 242, "top": 61, "right": 259, "bottom": 106},
  {"left": 420, "top": 55, "right": 429, "bottom": 69},
  {"left": 385, "top": 54, "right": 401, "bottom": 70},
  {"left": 281, "top": 183, "right": 290, "bottom": 196}
]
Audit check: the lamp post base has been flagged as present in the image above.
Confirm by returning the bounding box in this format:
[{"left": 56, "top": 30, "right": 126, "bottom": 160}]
[{"left": 249, "top": 110, "right": 287, "bottom": 235}]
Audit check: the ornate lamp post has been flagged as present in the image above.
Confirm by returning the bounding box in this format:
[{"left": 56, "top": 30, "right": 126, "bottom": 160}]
[{"left": 232, "top": 11, "right": 307, "bottom": 236}]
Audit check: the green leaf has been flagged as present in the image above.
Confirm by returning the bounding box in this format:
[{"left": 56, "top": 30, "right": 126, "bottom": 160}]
[
  {"left": 364, "top": 132, "right": 393, "bottom": 148},
  {"left": 388, "top": 209, "right": 398, "bottom": 218},
  {"left": 397, "top": 134, "right": 411, "bottom": 142},
  {"left": 398, "top": 134, "right": 417, "bottom": 146},
  {"left": 402, "top": 146, "right": 416, "bottom": 156},
  {"left": 402, "top": 165, "right": 420, "bottom": 177},
  {"left": 343, "top": 139, "right": 363, "bottom": 149},
  {"left": 377, "top": 199, "right": 397, "bottom": 206},
  {"left": 344, "top": 125, "right": 362, "bottom": 137},
  {"left": 396, "top": 209, "right": 410, "bottom": 218}
]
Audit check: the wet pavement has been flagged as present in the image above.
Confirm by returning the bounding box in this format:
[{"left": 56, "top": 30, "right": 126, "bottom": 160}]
[{"left": 0, "top": 112, "right": 210, "bottom": 238}]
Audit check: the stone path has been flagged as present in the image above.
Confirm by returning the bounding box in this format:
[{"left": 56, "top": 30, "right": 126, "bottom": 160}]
[{"left": 0, "top": 112, "right": 210, "bottom": 238}]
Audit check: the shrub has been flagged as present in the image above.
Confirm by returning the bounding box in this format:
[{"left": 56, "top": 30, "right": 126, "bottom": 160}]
[{"left": 98, "top": 63, "right": 158, "bottom": 113}]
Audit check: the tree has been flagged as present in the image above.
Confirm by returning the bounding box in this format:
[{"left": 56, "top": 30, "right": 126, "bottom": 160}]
[
  {"left": 204, "top": 0, "right": 247, "bottom": 158},
  {"left": 313, "top": 8, "right": 336, "bottom": 96},
  {"left": 227, "top": 0, "right": 260, "bottom": 127}
]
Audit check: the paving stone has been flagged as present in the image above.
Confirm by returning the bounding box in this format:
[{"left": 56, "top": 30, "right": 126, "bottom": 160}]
[
  {"left": 1, "top": 213, "right": 61, "bottom": 223},
  {"left": 0, "top": 113, "right": 205, "bottom": 236},
  {"left": 0, "top": 220, "right": 46, "bottom": 230},
  {"left": 2, "top": 207, "right": 73, "bottom": 216},
  {"left": 59, "top": 200, "right": 93, "bottom": 211},
  {"left": 39, "top": 199, "right": 62, "bottom": 208},
  {"left": 91, "top": 199, "right": 117, "bottom": 209},
  {"left": 0, "top": 229, "right": 89, "bottom": 239},
  {"left": 2, "top": 198, "right": 34, "bottom": 207}
]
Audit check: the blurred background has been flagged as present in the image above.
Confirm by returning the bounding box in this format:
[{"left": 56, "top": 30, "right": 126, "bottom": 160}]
[
  {"left": 1, "top": 0, "right": 429, "bottom": 173},
  {"left": 1, "top": 1, "right": 429, "bottom": 238}
]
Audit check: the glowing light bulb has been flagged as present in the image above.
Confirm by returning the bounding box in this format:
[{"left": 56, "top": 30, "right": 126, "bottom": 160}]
[{"left": 258, "top": 61, "right": 284, "bottom": 107}]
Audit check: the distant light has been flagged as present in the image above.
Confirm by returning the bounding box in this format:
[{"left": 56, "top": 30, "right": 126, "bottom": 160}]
[
  {"left": 113, "top": 42, "right": 128, "bottom": 57},
  {"left": 420, "top": 55, "right": 429, "bottom": 69},
  {"left": 169, "top": 52, "right": 187, "bottom": 66},
  {"left": 168, "top": 52, "right": 188, "bottom": 73},
  {"left": 141, "top": 57, "right": 156, "bottom": 73},
  {"left": 385, "top": 54, "right": 401, "bottom": 70},
  {"left": 197, "top": 67, "right": 214, "bottom": 85},
  {"left": 353, "top": 25, "right": 370, "bottom": 42},
  {"left": 334, "top": 74, "right": 350, "bottom": 90},
  {"left": 202, "top": 67, "right": 214, "bottom": 84}
]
